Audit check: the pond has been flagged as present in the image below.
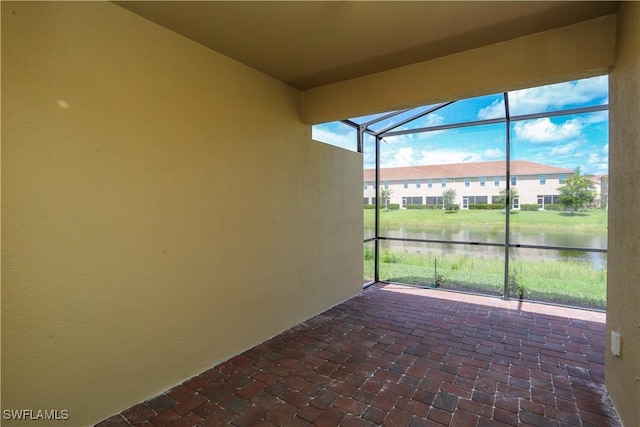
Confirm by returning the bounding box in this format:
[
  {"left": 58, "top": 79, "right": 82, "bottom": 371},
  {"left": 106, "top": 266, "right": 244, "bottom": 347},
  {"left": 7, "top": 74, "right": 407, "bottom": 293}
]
[{"left": 366, "top": 226, "right": 608, "bottom": 269}]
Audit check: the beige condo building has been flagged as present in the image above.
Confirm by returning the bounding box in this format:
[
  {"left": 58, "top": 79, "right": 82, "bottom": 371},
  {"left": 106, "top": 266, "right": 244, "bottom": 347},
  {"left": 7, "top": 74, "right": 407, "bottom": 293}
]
[{"left": 364, "top": 160, "right": 606, "bottom": 210}]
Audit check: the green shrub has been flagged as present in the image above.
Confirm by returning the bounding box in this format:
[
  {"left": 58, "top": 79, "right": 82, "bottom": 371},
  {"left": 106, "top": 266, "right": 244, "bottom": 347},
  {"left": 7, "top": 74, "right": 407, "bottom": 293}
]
[
  {"left": 380, "top": 250, "right": 399, "bottom": 263},
  {"left": 363, "top": 246, "right": 374, "bottom": 260},
  {"left": 469, "top": 203, "right": 503, "bottom": 210},
  {"left": 544, "top": 204, "right": 563, "bottom": 211},
  {"left": 364, "top": 203, "right": 401, "bottom": 210},
  {"left": 406, "top": 204, "right": 427, "bottom": 210},
  {"left": 506, "top": 271, "right": 531, "bottom": 299},
  {"left": 521, "top": 204, "right": 539, "bottom": 211}
]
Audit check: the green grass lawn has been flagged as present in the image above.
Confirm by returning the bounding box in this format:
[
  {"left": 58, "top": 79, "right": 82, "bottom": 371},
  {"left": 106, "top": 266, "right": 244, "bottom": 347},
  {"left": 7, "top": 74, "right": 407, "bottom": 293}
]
[
  {"left": 364, "top": 208, "right": 608, "bottom": 233},
  {"left": 364, "top": 249, "right": 606, "bottom": 309},
  {"left": 363, "top": 209, "right": 608, "bottom": 309}
]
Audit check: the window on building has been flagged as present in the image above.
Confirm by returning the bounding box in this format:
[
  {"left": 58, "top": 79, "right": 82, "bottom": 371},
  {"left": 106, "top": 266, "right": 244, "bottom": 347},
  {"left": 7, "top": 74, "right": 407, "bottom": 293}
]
[
  {"left": 426, "top": 196, "right": 444, "bottom": 206},
  {"left": 384, "top": 181, "right": 389, "bottom": 189},
  {"left": 402, "top": 196, "right": 423, "bottom": 207},
  {"left": 441, "top": 179, "right": 447, "bottom": 188},
  {"left": 364, "top": 182, "right": 368, "bottom": 190},
  {"left": 403, "top": 180, "right": 408, "bottom": 189},
  {"left": 480, "top": 177, "right": 486, "bottom": 187},
  {"left": 363, "top": 197, "right": 369, "bottom": 205},
  {"left": 511, "top": 176, "right": 517, "bottom": 186},
  {"left": 464, "top": 178, "right": 470, "bottom": 187},
  {"left": 537, "top": 194, "right": 559, "bottom": 209},
  {"left": 428, "top": 179, "right": 433, "bottom": 188},
  {"left": 559, "top": 175, "right": 566, "bottom": 184},
  {"left": 416, "top": 180, "right": 421, "bottom": 188},
  {"left": 540, "top": 175, "right": 547, "bottom": 185},
  {"left": 494, "top": 177, "right": 500, "bottom": 187},
  {"left": 463, "top": 195, "right": 488, "bottom": 208}
]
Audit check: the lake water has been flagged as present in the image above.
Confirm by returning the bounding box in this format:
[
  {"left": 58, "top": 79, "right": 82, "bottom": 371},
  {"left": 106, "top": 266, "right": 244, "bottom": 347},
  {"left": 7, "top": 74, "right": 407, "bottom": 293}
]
[{"left": 365, "top": 227, "right": 608, "bottom": 269}]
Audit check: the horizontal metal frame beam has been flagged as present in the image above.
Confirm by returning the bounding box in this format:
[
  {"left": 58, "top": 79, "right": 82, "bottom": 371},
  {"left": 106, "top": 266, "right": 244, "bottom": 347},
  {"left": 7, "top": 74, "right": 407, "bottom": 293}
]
[
  {"left": 383, "top": 116, "right": 504, "bottom": 137},
  {"left": 510, "top": 104, "right": 608, "bottom": 122},
  {"left": 373, "top": 236, "right": 608, "bottom": 253},
  {"left": 382, "top": 104, "right": 608, "bottom": 138}
]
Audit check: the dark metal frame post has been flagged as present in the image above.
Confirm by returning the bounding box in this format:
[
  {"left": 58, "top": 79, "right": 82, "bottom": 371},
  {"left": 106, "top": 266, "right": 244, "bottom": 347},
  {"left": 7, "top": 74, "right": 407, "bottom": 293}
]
[
  {"left": 356, "top": 125, "right": 364, "bottom": 154},
  {"left": 503, "top": 92, "right": 512, "bottom": 299},
  {"left": 374, "top": 134, "right": 381, "bottom": 282}
]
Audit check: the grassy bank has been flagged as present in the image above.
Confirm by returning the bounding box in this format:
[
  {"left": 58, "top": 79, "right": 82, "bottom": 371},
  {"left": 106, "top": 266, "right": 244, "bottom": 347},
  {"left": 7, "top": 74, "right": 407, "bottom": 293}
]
[
  {"left": 364, "top": 248, "right": 606, "bottom": 309},
  {"left": 364, "top": 208, "right": 608, "bottom": 234},
  {"left": 363, "top": 209, "right": 608, "bottom": 308}
]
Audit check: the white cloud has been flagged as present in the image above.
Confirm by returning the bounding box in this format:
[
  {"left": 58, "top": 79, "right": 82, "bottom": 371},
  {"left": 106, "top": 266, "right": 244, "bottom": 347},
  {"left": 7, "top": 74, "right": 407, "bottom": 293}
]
[
  {"left": 583, "top": 110, "right": 609, "bottom": 124},
  {"left": 423, "top": 113, "right": 446, "bottom": 127},
  {"left": 379, "top": 145, "right": 419, "bottom": 167},
  {"left": 383, "top": 127, "right": 446, "bottom": 146},
  {"left": 479, "top": 77, "right": 608, "bottom": 119},
  {"left": 508, "top": 75, "right": 608, "bottom": 114},
  {"left": 417, "top": 150, "right": 482, "bottom": 165},
  {"left": 585, "top": 152, "right": 609, "bottom": 174},
  {"left": 477, "top": 99, "right": 505, "bottom": 120},
  {"left": 549, "top": 142, "right": 580, "bottom": 156},
  {"left": 483, "top": 148, "right": 504, "bottom": 158},
  {"left": 392, "top": 147, "right": 416, "bottom": 166},
  {"left": 311, "top": 126, "right": 354, "bottom": 150},
  {"left": 395, "top": 112, "right": 447, "bottom": 134},
  {"left": 587, "top": 153, "right": 600, "bottom": 164},
  {"left": 513, "top": 118, "right": 584, "bottom": 143},
  {"left": 382, "top": 134, "right": 412, "bottom": 145},
  {"left": 593, "top": 164, "right": 608, "bottom": 174}
]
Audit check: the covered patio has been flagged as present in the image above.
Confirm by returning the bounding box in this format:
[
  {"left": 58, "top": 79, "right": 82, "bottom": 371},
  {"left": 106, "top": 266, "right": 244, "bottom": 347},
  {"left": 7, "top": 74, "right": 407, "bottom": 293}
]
[
  {"left": 97, "top": 284, "right": 618, "bottom": 426},
  {"left": 4, "top": 2, "right": 639, "bottom": 426}
]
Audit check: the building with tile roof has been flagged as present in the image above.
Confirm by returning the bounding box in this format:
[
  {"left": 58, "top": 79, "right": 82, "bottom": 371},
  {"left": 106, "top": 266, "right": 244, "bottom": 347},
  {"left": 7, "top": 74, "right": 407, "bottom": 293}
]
[{"left": 363, "top": 160, "right": 597, "bottom": 209}]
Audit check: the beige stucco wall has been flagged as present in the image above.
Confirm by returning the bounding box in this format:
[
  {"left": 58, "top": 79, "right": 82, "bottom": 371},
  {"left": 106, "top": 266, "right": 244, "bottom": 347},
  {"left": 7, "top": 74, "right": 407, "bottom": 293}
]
[
  {"left": 607, "top": 2, "right": 640, "bottom": 425},
  {"left": 302, "top": 15, "right": 616, "bottom": 125},
  {"left": 1, "top": 2, "right": 362, "bottom": 425}
]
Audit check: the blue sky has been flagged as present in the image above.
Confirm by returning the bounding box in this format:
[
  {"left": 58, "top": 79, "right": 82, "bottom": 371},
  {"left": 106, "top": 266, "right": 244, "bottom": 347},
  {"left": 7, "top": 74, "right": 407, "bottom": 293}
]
[{"left": 312, "top": 75, "right": 609, "bottom": 175}]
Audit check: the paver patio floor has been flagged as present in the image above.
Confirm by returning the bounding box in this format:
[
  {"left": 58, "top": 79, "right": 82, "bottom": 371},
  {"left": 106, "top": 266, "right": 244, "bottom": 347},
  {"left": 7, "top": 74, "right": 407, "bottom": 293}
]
[{"left": 97, "top": 283, "right": 620, "bottom": 426}]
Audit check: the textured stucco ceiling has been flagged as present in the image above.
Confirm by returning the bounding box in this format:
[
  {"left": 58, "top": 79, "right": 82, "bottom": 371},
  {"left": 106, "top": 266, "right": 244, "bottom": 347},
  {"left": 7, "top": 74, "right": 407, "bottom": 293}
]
[{"left": 114, "top": 1, "right": 619, "bottom": 90}]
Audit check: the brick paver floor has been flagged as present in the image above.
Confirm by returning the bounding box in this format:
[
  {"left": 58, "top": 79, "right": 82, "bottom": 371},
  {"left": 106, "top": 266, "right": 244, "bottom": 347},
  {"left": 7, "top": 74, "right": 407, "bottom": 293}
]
[{"left": 96, "top": 283, "right": 621, "bottom": 426}]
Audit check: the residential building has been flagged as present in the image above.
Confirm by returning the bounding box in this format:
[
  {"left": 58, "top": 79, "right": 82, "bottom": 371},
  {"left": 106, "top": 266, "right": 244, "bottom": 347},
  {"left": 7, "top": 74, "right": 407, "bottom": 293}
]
[
  {"left": 364, "top": 160, "right": 582, "bottom": 209},
  {"left": 590, "top": 174, "right": 609, "bottom": 209}
]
